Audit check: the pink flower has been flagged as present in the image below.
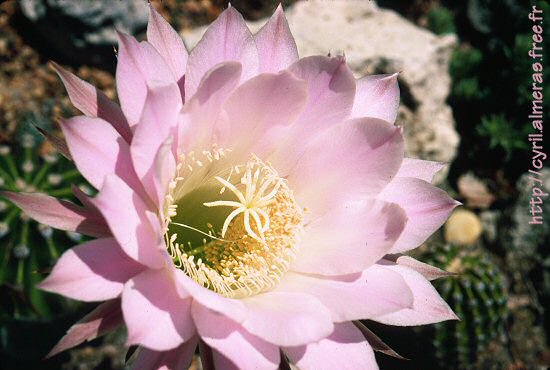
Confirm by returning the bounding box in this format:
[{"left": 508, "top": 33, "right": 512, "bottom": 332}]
[{"left": 3, "top": 5, "right": 459, "bottom": 369}]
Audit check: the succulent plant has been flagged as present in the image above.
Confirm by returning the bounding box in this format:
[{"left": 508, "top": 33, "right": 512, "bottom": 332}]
[
  {"left": 0, "top": 122, "right": 90, "bottom": 318},
  {"left": 421, "top": 243, "right": 508, "bottom": 369}
]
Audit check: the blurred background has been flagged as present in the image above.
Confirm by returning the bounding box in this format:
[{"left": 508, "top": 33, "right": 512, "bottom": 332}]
[{"left": 0, "top": 0, "right": 548, "bottom": 369}]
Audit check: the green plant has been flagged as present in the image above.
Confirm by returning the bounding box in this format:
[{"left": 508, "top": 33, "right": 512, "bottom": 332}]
[
  {"left": 422, "top": 243, "right": 508, "bottom": 369},
  {"left": 476, "top": 114, "right": 530, "bottom": 158},
  {"left": 432, "top": 0, "right": 550, "bottom": 177},
  {"left": 0, "top": 120, "right": 90, "bottom": 318},
  {"left": 427, "top": 6, "right": 456, "bottom": 35}
]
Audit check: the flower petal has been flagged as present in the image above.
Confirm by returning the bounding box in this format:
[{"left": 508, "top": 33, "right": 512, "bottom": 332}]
[
  {"left": 192, "top": 302, "right": 280, "bottom": 370},
  {"left": 178, "top": 62, "right": 242, "bottom": 152},
  {"left": 351, "top": 73, "right": 400, "bottom": 123},
  {"left": 1, "top": 191, "right": 109, "bottom": 237},
  {"left": 240, "top": 291, "right": 334, "bottom": 347},
  {"left": 383, "top": 254, "right": 454, "bottom": 281},
  {"left": 210, "top": 351, "right": 239, "bottom": 370},
  {"left": 172, "top": 269, "right": 247, "bottom": 322},
  {"left": 39, "top": 238, "right": 143, "bottom": 302},
  {"left": 51, "top": 62, "right": 132, "bottom": 142},
  {"left": 292, "top": 199, "right": 407, "bottom": 276},
  {"left": 278, "top": 264, "right": 413, "bottom": 322},
  {"left": 268, "top": 56, "right": 355, "bottom": 175},
  {"left": 288, "top": 55, "right": 355, "bottom": 129},
  {"left": 122, "top": 269, "right": 194, "bottom": 351},
  {"left": 254, "top": 4, "right": 298, "bottom": 73},
  {"left": 93, "top": 175, "right": 164, "bottom": 268},
  {"left": 131, "top": 83, "right": 181, "bottom": 207},
  {"left": 116, "top": 32, "right": 175, "bottom": 126},
  {"left": 395, "top": 158, "right": 445, "bottom": 183},
  {"left": 284, "top": 322, "right": 379, "bottom": 370},
  {"left": 185, "top": 7, "right": 258, "bottom": 99},
  {"left": 173, "top": 271, "right": 334, "bottom": 347},
  {"left": 218, "top": 71, "right": 307, "bottom": 158},
  {"left": 47, "top": 300, "right": 122, "bottom": 358},
  {"left": 151, "top": 138, "right": 176, "bottom": 209},
  {"left": 372, "top": 263, "right": 458, "bottom": 325},
  {"left": 285, "top": 118, "right": 404, "bottom": 214},
  {"left": 60, "top": 116, "right": 141, "bottom": 191},
  {"left": 378, "top": 177, "right": 459, "bottom": 253},
  {"left": 354, "top": 321, "right": 407, "bottom": 360},
  {"left": 131, "top": 336, "right": 198, "bottom": 370},
  {"left": 147, "top": 5, "right": 188, "bottom": 97}
]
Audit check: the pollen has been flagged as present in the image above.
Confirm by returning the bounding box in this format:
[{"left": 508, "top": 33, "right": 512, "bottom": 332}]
[{"left": 164, "top": 152, "right": 304, "bottom": 299}]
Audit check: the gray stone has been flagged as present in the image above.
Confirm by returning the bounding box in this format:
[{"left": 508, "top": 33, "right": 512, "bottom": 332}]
[
  {"left": 19, "top": 0, "right": 149, "bottom": 66},
  {"left": 182, "top": 1, "right": 460, "bottom": 181},
  {"left": 505, "top": 168, "right": 550, "bottom": 259}
]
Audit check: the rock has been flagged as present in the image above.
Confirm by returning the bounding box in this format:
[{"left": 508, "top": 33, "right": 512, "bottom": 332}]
[
  {"left": 501, "top": 169, "right": 550, "bottom": 368},
  {"left": 458, "top": 172, "right": 496, "bottom": 209},
  {"left": 503, "top": 168, "right": 550, "bottom": 268},
  {"left": 444, "top": 208, "right": 483, "bottom": 245},
  {"left": 182, "top": 1, "right": 460, "bottom": 181},
  {"left": 19, "top": 0, "right": 149, "bottom": 67},
  {"left": 480, "top": 210, "right": 500, "bottom": 244}
]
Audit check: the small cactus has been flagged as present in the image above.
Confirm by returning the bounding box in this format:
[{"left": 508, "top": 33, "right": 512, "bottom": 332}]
[
  {"left": 0, "top": 123, "right": 91, "bottom": 318},
  {"left": 421, "top": 243, "right": 508, "bottom": 369}
]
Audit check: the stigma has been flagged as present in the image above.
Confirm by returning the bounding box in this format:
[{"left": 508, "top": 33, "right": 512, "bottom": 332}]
[{"left": 164, "top": 152, "right": 304, "bottom": 299}]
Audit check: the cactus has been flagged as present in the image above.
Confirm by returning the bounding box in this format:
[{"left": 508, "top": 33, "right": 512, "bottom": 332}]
[
  {"left": 421, "top": 243, "right": 508, "bottom": 369},
  {"left": 0, "top": 121, "right": 91, "bottom": 318}
]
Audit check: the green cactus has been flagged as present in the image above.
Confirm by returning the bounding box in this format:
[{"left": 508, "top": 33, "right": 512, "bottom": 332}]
[
  {"left": 421, "top": 243, "right": 508, "bottom": 369},
  {"left": 0, "top": 121, "right": 91, "bottom": 318}
]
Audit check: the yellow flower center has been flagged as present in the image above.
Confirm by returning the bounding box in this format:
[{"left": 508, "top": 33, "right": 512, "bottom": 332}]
[{"left": 164, "top": 148, "right": 303, "bottom": 298}]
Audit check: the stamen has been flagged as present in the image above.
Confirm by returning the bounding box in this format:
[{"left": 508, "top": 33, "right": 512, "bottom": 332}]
[{"left": 164, "top": 152, "right": 304, "bottom": 299}]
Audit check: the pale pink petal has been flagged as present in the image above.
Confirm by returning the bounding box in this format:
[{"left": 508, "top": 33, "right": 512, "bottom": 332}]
[
  {"left": 291, "top": 200, "right": 406, "bottom": 276},
  {"left": 185, "top": 7, "right": 258, "bottom": 99},
  {"left": 151, "top": 138, "right": 176, "bottom": 209},
  {"left": 147, "top": 5, "right": 188, "bottom": 97},
  {"left": 116, "top": 32, "right": 175, "bottom": 126},
  {"left": 132, "top": 336, "right": 198, "bottom": 370},
  {"left": 178, "top": 62, "right": 242, "bottom": 152},
  {"left": 51, "top": 62, "right": 132, "bottom": 142},
  {"left": 384, "top": 254, "right": 454, "bottom": 281},
  {"left": 131, "top": 83, "right": 181, "bottom": 207},
  {"left": 93, "top": 175, "right": 164, "bottom": 268},
  {"left": 268, "top": 56, "right": 355, "bottom": 174},
  {"left": 39, "top": 238, "right": 144, "bottom": 301},
  {"left": 47, "top": 299, "right": 123, "bottom": 358},
  {"left": 254, "top": 4, "right": 298, "bottom": 73},
  {"left": 378, "top": 177, "right": 459, "bottom": 253},
  {"left": 173, "top": 269, "right": 247, "bottom": 322},
  {"left": 285, "top": 322, "right": 379, "bottom": 370},
  {"left": 277, "top": 265, "right": 413, "bottom": 322},
  {"left": 177, "top": 271, "right": 334, "bottom": 347},
  {"left": 395, "top": 158, "right": 445, "bottom": 183},
  {"left": 192, "top": 302, "right": 280, "bottom": 370},
  {"left": 372, "top": 263, "right": 458, "bottom": 325},
  {"left": 122, "top": 269, "right": 194, "bottom": 351},
  {"left": 1, "top": 191, "right": 109, "bottom": 237},
  {"left": 240, "top": 291, "right": 334, "bottom": 347},
  {"left": 285, "top": 118, "right": 404, "bottom": 213},
  {"left": 351, "top": 73, "right": 400, "bottom": 123},
  {"left": 288, "top": 55, "right": 355, "bottom": 129},
  {"left": 60, "top": 116, "right": 141, "bottom": 191},
  {"left": 218, "top": 71, "right": 307, "bottom": 158}
]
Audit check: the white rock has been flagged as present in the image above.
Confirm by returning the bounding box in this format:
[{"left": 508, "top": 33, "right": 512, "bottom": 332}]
[{"left": 182, "top": 1, "right": 459, "bottom": 181}]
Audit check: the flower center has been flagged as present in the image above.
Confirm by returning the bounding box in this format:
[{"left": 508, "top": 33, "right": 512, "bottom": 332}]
[{"left": 164, "top": 149, "right": 303, "bottom": 298}]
